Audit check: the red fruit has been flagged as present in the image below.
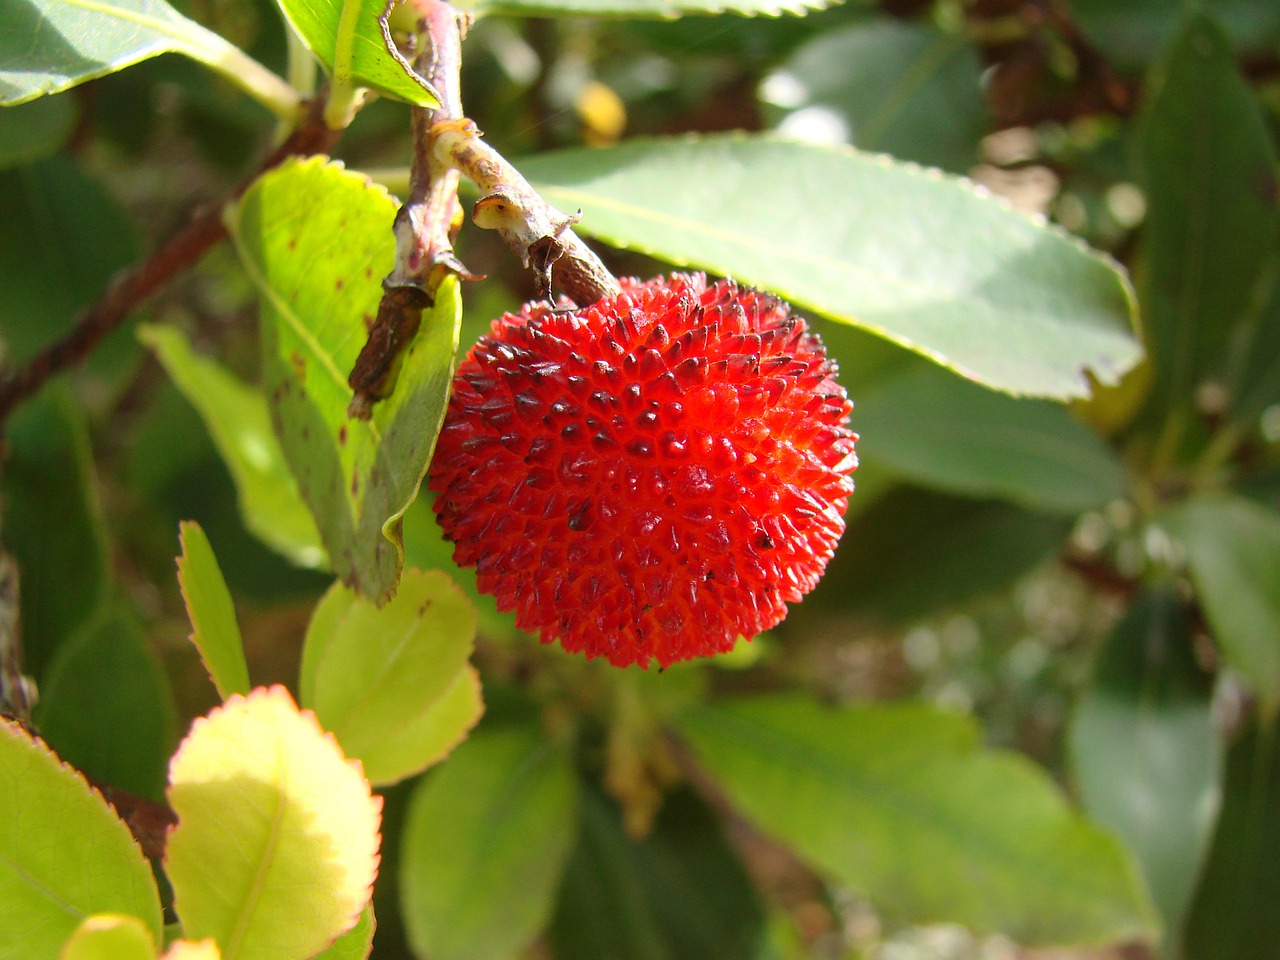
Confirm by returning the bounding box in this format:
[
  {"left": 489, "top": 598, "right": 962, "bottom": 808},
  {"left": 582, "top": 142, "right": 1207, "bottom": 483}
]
[{"left": 428, "top": 273, "right": 857, "bottom": 668}]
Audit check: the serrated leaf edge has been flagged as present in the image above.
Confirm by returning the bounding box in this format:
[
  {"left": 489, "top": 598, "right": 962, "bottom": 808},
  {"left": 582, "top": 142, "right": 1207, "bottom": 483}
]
[
  {"left": 166, "top": 685, "right": 383, "bottom": 957},
  {"left": 0, "top": 718, "right": 163, "bottom": 939}
]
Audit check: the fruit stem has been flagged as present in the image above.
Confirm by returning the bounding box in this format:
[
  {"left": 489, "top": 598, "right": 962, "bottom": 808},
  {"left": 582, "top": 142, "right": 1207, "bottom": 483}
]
[
  {"left": 430, "top": 118, "right": 622, "bottom": 307},
  {"left": 348, "top": 0, "right": 621, "bottom": 418}
]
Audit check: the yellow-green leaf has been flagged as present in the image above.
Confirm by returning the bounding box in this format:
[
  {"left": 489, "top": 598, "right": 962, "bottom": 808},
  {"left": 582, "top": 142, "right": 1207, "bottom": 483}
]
[
  {"left": 0, "top": 719, "right": 163, "bottom": 960},
  {"left": 165, "top": 686, "right": 381, "bottom": 960},
  {"left": 300, "top": 568, "right": 482, "bottom": 787},
  {"left": 176, "top": 522, "right": 251, "bottom": 700},
  {"left": 59, "top": 915, "right": 155, "bottom": 960},
  {"left": 310, "top": 904, "right": 374, "bottom": 960},
  {"left": 273, "top": 0, "right": 438, "bottom": 108},
  {"left": 227, "top": 157, "right": 462, "bottom": 601},
  {"left": 140, "top": 324, "right": 325, "bottom": 570}
]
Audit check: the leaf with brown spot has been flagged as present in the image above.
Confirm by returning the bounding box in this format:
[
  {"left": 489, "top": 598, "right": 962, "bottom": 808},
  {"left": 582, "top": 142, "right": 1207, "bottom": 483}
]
[{"left": 227, "top": 158, "right": 462, "bottom": 600}]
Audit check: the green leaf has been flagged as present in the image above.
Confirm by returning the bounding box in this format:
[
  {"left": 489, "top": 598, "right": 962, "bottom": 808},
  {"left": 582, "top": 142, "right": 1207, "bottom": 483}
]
[
  {"left": 1, "top": 389, "right": 109, "bottom": 679},
  {"left": 400, "top": 725, "right": 579, "bottom": 960},
  {"left": 1224, "top": 252, "right": 1280, "bottom": 433},
  {"left": 141, "top": 324, "right": 326, "bottom": 569},
  {"left": 457, "top": 0, "right": 827, "bottom": 18},
  {"left": 33, "top": 603, "right": 175, "bottom": 802},
  {"left": 273, "top": 0, "right": 438, "bottom": 107},
  {"left": 678, "top": 695, "right": 1157, "bottom": 946},
  {"left": 523, "top": 135, "right": 1140, "bottom": 400},
  {"left": 0, "top": 95, "right": 76, "bottom": 169},
  {"left": 0, "top": 0, "right": 287, "bottom": 109},
  {"left": 166, "top": 685, "right": 381, "bottom": 960},
  {"left": 762, "top": 20, "right": 986, "bottom": 173},
  {"left": 0, "top": 717, "right": 163, "bottom": 960},
  {"left": 299, "top": 568, "right": 483, "bottom": 787},
  {"left": 809, "top": 488, "right": 1072, "bottom": 626},
  {"left": 1162, "top": 496, "right": 1280, "bottom": 719},
  {"left": 176, "top": 521, "right": 251, "bottom": 699},
  {"left": 59, "top": 915, "right": 156, "bottom": 960},
  {"left": 227, "top": 157, "right": 462, "bottom": 600},
  {"left": 401, "top": 495, "right": 518, "bottom": 642},
  {"left": 855, "top": 363, "right": 1128, "bottom": 514},
  {"left": 550, "top": 785, "right": 765, "bottom": 960},
  {"left": 312, "top": 904, "right": 375, "bottom": 960},
  {"left": 0, "top": 157, "right": 140, "bottom": 383},
  {"left": 1133, "top": 12, "right": 1279, "bottom": 416},
  {"left": 1182, "top": 722, "right": 1280, "bottom": 960},
  {"left": 1073, "top": 0, "right": 1280, "bottom": 71},
  {"left": 1068, "top": 588, "right": 1220, "bottom": 950}
]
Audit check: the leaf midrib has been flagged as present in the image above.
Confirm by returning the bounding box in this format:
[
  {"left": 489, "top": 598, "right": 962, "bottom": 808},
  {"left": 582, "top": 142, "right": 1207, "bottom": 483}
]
[
  {"left": 224, "top": 739, "right": 290, "bottom": 960},
  {"left": 686, "top": 704, "right": 1118, "bottom": 912}
]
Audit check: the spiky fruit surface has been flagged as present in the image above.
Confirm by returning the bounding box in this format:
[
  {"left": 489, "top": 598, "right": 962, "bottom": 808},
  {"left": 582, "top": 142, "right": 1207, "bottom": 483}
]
[{"left": 428, "top": 274, "right": 857, "bottom": 668}]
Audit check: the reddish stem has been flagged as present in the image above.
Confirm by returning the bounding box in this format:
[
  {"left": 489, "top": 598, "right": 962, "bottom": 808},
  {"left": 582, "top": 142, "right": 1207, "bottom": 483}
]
[{"left": 0, "top": 95, "right": 341, "bottom": 431}]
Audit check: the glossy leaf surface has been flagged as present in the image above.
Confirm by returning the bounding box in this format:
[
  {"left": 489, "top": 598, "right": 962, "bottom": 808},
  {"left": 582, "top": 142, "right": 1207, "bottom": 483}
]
[
  {"left": 400, "top": 726, "right": 578, "bottom": 960},
  {"left": 1068, "top": 588, "right": 1220, "bottom": 948},
  {"left": 0, "top": 718, "right": 163, "bottom": 960},
  {"left": 228, "top": 157, "right": 462, "bottom": 600},
  {"left": 141, "top": 325, "right": 325, "bottom": 569},
  {"left": 855, "top": 363, "right": 1127, "bottom": 514},
  {"left": 166, "top": 686, "right": 381, "bottom": 960},
  {"left": 524, "top": 135, "right": 1140, "bottom": 399},
  {"left": 679, "top": 695, "right": 1157, "bottom": 945},
  {"left": 0, "top": 0, "right": 260, "bottom": 105},
  {"left": 273, "top": 0, "right": 438, "bottom": 106},
  {"left": 300, "top": 568, "right": 482, "bottom": 787},
  {"left": 176, "top": 521, "right": 252, "bottom": 699}
]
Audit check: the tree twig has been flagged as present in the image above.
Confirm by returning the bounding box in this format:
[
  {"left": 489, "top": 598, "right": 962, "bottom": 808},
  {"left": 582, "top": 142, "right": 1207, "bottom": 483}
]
[
  {"left": 348, "top": 0, "right": 473, "bottom": 419},
  {"left": 0, "top": 94, "right": 342, "bottom": 432},
  {"left": 0, "top": 550, "right": 33, "bottom": 728},
  {"left": 433, "top": 118, "right": 621, "bottom": 307},
  {"left": 347, "top": 0, "right": 620, "bottom": 418}
]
